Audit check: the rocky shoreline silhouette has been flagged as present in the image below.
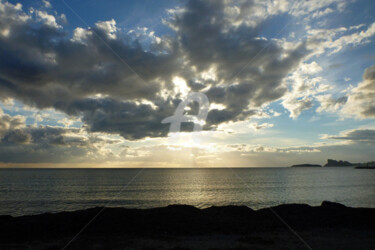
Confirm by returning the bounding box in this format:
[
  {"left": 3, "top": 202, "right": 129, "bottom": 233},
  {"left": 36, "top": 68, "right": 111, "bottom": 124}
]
[{"left": 0, "top": 201, "right": 374, "bottom": 249}]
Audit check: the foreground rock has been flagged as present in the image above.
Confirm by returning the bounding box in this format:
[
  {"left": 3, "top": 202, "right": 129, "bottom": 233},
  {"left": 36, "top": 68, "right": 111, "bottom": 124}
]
[{"left": 0, "top": 201, "right": 374, "bottom": 249}]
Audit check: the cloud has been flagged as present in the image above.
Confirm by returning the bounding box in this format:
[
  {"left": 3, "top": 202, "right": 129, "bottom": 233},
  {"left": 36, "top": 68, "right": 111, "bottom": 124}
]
[
  {"left": 323, "top": 128, "right": 375, "bottom": 142},
  {"left": 0, "top": 0, "right": 374, "bottom": 166},
  {"left": 341, "top": 65, "right": 375, "bottom": 118},
  {"left": 42, "top": 0, "right": 51, "bottom": 9},
  {"left": 227, "top": 143, "right": 323, "bottom": 155},
  {"left": 95, "top": 19, "right": 117, "bottom": 39},
  {"left": 0, "top": 108, "right": 26, "bottom": 137},
  {"left": 68, "top": 98, "right": 174, "bottom": 140},
  {"left": 278, "top": 19, "right": 375, "bottom": 119},
  {"left": 311, "top": 8, "right": 334, "bottom": 19},
  {"left": 307, "top": 22, "right": 375, "bottom": 56},
  {"left": 316, "top": 95, "right": 347, "bottom": 113},
  {"left": 250, "top": 122, "right": 274, "bottom": 130},
  {"left": 282, "top": 96, "right": 313, "bottom": 119},
  {"left": 278, "top": 18, "right": 375, "bottom": 119},
  {"left": 0, "top": 113, "right": 123, "bottom": 163},
  {"left": 280, "top": 59, "right": 330, "bottom": 118},
  {"left": 289, "top": 0, "right": 347, "bottom": 17},
  {"left": 0, "top": 0, "right": 308, "bottom": 140},
  {"left": 170, "top": 0, "right": 308, "bottom": 126},
  {"left": 35, "top": 10, "right": 61, "bottom": 28}
]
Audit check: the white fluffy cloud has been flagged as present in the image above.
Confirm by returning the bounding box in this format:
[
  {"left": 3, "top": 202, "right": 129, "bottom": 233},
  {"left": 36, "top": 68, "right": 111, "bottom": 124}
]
[{"left": 35, "top": 10, "right": 61, "bottom": 28}]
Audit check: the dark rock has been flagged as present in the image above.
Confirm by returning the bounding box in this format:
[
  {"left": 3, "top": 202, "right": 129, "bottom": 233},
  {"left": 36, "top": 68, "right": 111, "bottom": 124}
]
[
  {"left": 321, "top": 201, "right": 347, "bottom": 209},
  {"left": 0, "top": 202, "right": 374, "bottom": 248}
]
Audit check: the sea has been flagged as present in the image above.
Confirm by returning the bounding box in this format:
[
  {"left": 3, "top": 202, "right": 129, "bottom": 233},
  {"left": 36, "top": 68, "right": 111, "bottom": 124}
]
[{"left": 0, "top": 167, "right": 374, "bottom": 216}]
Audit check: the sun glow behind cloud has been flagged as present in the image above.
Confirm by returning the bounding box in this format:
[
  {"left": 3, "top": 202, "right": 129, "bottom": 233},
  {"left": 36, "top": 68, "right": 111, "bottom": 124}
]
[{"left": 173, "top": 76, "right": 191, "bottom": 97}]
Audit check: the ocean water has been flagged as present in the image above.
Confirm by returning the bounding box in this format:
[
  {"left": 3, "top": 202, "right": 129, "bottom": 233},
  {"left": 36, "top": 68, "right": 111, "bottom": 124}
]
[{"left": 0, "top": 167, "right": 374, "bottom": 216}]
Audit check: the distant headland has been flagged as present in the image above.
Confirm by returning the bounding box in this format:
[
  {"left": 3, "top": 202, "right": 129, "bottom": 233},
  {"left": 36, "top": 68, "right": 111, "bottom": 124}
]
[
  {"left": 324, "top": 159, "right": 356, "bottom": 167},
  {"left": 291, "top": 159, "right": 375, "bottom": 168},
  {"left": 325, "top": 159, "right": 375, "bottom": 168}
]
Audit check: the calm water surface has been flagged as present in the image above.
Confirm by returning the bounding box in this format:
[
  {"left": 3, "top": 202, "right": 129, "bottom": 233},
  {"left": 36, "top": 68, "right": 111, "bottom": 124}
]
[{"left": 0, "top": 168, "right": 374, "bottom": 216}]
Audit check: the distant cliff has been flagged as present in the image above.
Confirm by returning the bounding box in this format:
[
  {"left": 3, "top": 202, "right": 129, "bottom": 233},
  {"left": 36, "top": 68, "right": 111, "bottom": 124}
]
[
  {"left": 324, "top": 159, "right": 375, "bottom": 167},
  {"left": 290, "top": 159, "right": 374, "bottom": 168},
  {"left": 324, "top": 159, "right": 355, "bottom": 167}
]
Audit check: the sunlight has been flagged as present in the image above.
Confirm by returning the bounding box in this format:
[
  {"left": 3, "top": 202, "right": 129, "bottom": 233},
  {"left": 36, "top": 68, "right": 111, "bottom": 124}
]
[{"left": 172, "top": 76, "right": 190, "bottom": 97}]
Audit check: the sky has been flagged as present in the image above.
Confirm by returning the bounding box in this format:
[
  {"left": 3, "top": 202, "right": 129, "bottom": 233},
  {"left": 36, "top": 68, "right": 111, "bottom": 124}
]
[{"left": 0, "top": 0, "right": 374, "bottom": 168}]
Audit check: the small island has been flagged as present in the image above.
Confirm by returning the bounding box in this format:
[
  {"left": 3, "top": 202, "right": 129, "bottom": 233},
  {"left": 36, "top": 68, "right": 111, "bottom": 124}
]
[
  {"left": 290, "top": 159, "right": 375, "bottom": 168},
  {"left": 291, "top": 164, "right": 322, "bottom": 167}
]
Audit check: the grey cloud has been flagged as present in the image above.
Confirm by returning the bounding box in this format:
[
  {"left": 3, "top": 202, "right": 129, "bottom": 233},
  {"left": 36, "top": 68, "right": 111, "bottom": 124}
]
[
  {"left": 0, "top": 0, "right": 308, "bottom": 140},
  {"left": 327, "top": 63, "right": 343, "bottom": 69},
  {"left": 0, "top": 113, "right": 25, "bottom": 136},
  {"left": 2, "top": 129, "right": 31, "bottom": 144},
  {"left": 67, "top": 98, "right": 175, "bottom": 140},
  {"left": 341, "top": 65, "right": 375, "bottom": 118},
  {"left": 363, "top": 65, "right": 375, "bottom": 81},
  {"left": 251, "top": 122, "right": 274, "bottom": 130},
  {"left": 327, "top": 129, "right": 375, "bottom": 141},
  {"left": 172, "top": 0, "right": 308, "bottom": 124},
  {"left": 363, "top": 107, "right": 375, "bottom": 117},
  {"left": 332, "top": 96, "right": 347, "bottom": 105},
  {"left": 0, "top": 115, "right": 120, "bottom": 162},
  {"left": 317, "top": 95, "right": 347, "bottom": 113},
  {"left": 0, "top": 121, "right": 79, "bottom": 146}
]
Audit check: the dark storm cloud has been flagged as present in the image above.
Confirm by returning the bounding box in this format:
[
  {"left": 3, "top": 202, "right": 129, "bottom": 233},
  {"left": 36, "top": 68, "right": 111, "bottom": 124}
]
[{"left": 0, "top": 0, "right": 308, "bottom": 139}]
